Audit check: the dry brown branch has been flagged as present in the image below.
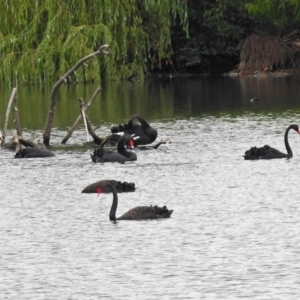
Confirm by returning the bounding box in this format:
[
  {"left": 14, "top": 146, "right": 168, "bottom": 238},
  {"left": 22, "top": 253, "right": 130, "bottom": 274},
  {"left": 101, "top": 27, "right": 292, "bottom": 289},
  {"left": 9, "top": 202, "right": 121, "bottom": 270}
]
[
  {"left": 43, "top": 44, "right": 109, "bottom": 146},
  {"left": 61, "top": 86, "right": 102, "bottom": 144}
]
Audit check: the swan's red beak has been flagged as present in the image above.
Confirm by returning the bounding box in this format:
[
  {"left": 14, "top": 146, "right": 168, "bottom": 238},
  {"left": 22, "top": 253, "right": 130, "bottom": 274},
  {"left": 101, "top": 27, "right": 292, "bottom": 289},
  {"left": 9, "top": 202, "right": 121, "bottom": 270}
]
[
  {"left": 97, "top": 186, "right": 102, "bottom": 196},
  {"left": 129, "top": 139, "right": 134, "bottom": 148},
  {"left": 298, "top": 128, "right": 300, "bottom": 134}
]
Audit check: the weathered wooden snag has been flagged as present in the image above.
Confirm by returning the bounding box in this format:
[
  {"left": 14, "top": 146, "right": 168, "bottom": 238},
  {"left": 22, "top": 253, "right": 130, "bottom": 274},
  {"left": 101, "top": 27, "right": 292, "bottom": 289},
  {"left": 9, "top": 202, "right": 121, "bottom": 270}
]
[{"left": 43, "top": 44, "right": 109, "bottom": 146}]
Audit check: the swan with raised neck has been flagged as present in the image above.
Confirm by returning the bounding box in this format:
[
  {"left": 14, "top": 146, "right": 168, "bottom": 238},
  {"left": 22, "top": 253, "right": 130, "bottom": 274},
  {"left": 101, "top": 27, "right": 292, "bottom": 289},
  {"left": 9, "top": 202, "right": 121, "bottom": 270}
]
[{"left": 244, "top": 124, "right": 300, "bottom": 160}]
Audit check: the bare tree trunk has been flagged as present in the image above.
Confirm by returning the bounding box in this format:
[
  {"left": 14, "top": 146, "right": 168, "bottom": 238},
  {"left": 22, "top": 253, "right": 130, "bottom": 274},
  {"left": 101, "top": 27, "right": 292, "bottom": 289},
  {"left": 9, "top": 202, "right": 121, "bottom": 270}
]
[
  {"left": 78, "top": 99, "right": 104, "bottom": 145},
  {"left": 3, "top": 87, "right": 17, "bottom": 143},
  {"left": 0, "top": 116, "right": 3, "bottom": 146},
  {"left": 80, "top": 99, "right": 90, "bottom": 142},
  {"left": 0, "top": 128, "right": 3, "bottom": 147},
  {"left": 61, "top": 86, "right": 101, "bottom": 144},
  {"left": 43, "top": 44, "right": 109, "bottom": 146},
  {"left": 13, "top": 93, "right": 22, "bottom": 136}
]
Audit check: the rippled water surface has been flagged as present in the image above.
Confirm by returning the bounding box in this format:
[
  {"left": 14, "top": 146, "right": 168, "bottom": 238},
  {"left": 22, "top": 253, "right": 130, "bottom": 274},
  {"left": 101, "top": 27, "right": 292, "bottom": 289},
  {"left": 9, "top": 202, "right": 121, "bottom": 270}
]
[{"left": 1, "top": 75, "right": 300, "bottom": 299}]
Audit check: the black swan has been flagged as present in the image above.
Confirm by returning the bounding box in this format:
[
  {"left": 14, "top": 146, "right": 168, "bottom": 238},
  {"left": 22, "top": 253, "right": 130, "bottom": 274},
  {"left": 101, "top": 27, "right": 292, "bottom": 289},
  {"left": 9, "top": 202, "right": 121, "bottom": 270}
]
[
  {"left": 91, "top": 133, "right": 137, "bottom": 163},
  {"left": 82, "top": 180, "right": 135, "bottom": 193},
  {"left": 15, "top": 147, "right": 55, "bottom": 158},
  {"left": 97, "top": 180, "right": 173, "bottom": 221},
  {"left": 244, "top": 124, "right": 300, "bottom": 160},
  {"left": 109, "top": 114, "right": 157, "bottom": 146}
]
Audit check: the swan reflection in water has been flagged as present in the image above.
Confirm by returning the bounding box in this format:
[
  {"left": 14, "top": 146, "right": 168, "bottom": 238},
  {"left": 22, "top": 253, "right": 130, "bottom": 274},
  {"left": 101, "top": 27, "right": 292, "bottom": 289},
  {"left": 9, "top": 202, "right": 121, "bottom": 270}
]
[
  {"left": 95, "top": 180, "right": 173, "bottom": 221},
  {"left": 244, "top": 124, "right": 300, "bottom": 160}
]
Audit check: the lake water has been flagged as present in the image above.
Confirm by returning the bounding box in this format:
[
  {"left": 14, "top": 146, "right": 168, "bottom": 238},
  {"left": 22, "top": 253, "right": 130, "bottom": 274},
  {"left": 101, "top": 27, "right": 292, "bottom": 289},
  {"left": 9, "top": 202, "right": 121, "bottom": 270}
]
[{"left": 1, "top": 73, "right": 300, "bottom": 299}]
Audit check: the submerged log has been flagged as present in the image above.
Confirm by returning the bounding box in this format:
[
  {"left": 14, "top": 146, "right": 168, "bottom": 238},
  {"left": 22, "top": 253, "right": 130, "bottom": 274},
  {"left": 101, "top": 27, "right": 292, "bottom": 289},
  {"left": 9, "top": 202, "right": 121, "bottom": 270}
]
[
  {"left": 18, "top": 137, "right": 42, "bottom": 148},
  {"left": 3, "top": 133, "right": 54, "bottom": 158},
  {"left": 3, "top": 134, "right": 43, "bottom": 151},
  {"left": 2, "top": 133, "right": 19, "bottom": 150}
]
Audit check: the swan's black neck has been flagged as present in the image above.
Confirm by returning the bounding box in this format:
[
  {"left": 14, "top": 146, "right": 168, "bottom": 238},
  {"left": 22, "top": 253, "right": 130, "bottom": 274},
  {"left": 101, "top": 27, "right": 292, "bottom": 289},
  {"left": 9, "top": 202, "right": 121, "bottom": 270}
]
[
  {"left": 106, "top": 182, "right": 118, "bottom": 221},
  {"left": 117, "top": 135, "right": 131, "bottom": 157},
  {"left": 284, "top": 125, "right": 296, "bottom": 158},
  {"left": 128, "top": 114, "right": 150, "bottom": 129}
]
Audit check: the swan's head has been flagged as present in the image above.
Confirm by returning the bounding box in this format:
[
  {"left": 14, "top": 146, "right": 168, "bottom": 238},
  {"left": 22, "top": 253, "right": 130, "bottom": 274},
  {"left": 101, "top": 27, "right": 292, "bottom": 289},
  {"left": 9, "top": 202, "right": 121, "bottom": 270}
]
[
  {"left": 96, "top": 180, "right": 116, "bottom": 195},
  {"left": 290, "top": 124, "right": 300, "bottom": 134},
  {"left": 129, "top": 139, "right": 134, "bottom": 148},
  {"left": 123, "top": 133, "right": 135, "bottom": 148}
]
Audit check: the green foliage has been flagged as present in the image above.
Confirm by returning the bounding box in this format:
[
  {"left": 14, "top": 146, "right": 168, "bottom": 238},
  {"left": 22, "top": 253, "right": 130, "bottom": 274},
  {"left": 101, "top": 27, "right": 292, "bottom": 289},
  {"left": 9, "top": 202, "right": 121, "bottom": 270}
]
[
  {"left": 245, "top": 0, "right": 300, "bottom": 31},
  {"left": 0, "top": 0, "right": 188, "bottom": 85}
]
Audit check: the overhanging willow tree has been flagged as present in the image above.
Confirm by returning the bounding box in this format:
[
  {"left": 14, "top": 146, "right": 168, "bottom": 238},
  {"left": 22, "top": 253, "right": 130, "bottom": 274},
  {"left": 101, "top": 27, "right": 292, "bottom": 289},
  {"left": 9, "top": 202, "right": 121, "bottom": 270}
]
[
  {"left": 245, "top": 0, "right": 300, "bottom": 29},
  {"left": 0, "top": 0, "right": 188, "bottom": 85}
]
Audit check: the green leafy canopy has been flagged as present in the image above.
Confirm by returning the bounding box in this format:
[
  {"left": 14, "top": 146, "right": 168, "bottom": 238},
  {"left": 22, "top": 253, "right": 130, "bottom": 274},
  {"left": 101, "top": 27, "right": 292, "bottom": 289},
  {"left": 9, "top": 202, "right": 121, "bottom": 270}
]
[{"left": 0, "top": 0, "right": 188, "bottom": 85}]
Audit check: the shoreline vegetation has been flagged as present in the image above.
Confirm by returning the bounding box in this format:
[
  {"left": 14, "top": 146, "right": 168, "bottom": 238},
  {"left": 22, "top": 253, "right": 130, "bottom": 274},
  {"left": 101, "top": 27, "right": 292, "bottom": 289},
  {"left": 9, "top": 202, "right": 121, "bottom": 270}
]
[{"left": 2, "top": 2, "right": 300, "bottom": 85}]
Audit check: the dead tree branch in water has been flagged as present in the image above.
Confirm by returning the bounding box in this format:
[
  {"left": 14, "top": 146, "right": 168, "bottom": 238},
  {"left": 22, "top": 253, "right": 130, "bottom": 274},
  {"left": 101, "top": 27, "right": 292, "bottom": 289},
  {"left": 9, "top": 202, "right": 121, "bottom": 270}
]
[
  {"left": 0, "top": 124, "right": 3, "bottom": 146},
  {"left": 78, "top": 98, "right": 105, "bottom": 145},
  {"left": 13, "top": 96, "right": 22, "bottom": 137},
  {"left": 61, "top": 86, "right": 102, "bottom": 144},
  {"left": 18, "top": 137, "right": 42, "bottom": 148},
  {"left": 43, "top": 44, "right": 109, "bottom": 146},
  {"left": 2, "top": 132, "right": 19, "bottom": 150},
  {"left": 2, "top": 87, "right": 21, "bottom": 146},
  {"left": 80, "top": 99, "right": 90, "bottom": 142},
  {"left": 3, "top": 87, "right": 17, "bottom": 139},
  {"left": 2, "top": 134, "right": 42, "bottom": 151}
]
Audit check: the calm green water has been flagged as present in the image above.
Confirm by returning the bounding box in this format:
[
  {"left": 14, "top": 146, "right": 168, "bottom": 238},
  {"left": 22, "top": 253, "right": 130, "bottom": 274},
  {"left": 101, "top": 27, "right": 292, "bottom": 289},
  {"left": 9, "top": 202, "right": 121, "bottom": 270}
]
[{"left": 1, "top": 74, "right": 300, "bottom": 134}]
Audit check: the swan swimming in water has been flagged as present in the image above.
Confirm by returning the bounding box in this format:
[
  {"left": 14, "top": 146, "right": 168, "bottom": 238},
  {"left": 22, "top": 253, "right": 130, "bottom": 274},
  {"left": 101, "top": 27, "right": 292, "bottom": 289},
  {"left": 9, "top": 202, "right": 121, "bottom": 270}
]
[
  {"left": 14, "top": 147, "right": 55, "bottom": 158},
  {"left": 244, "top": 124, "right": 300, "bottom": 160},
  {"left": 91, "top": 134, "right": 137, "bottom": 163},
  {"left": 96, "top": 180, "right": 173, "bottom": 221}
]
